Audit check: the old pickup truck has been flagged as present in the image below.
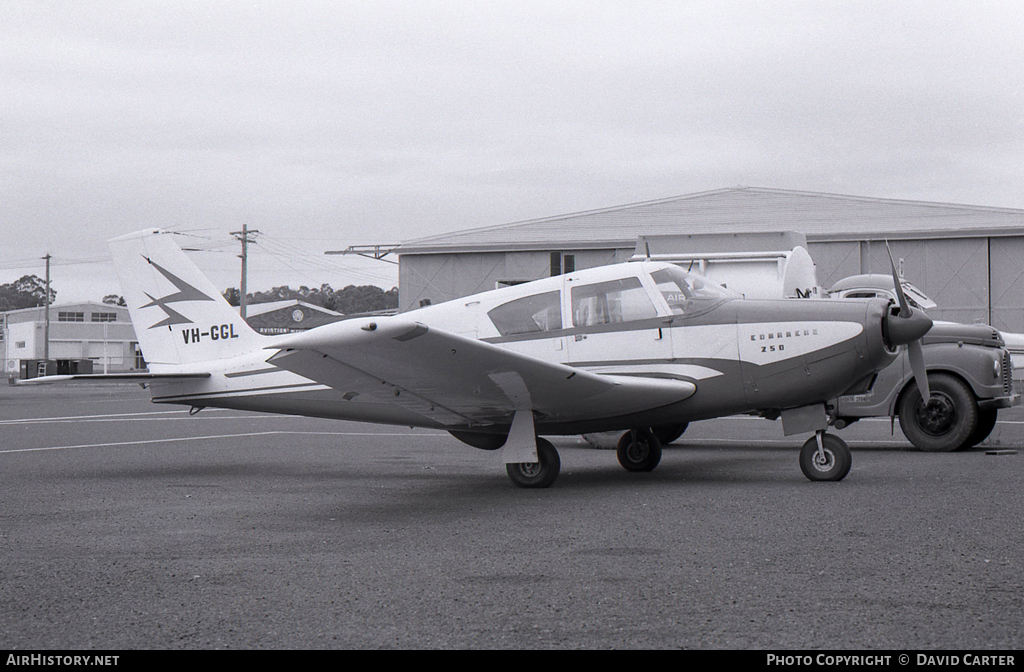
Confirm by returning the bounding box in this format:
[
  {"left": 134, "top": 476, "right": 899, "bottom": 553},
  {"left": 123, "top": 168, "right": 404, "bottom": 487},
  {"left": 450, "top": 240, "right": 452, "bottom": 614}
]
[{"left": 826, "top": 274, "right": 1018, "bottom": 451}]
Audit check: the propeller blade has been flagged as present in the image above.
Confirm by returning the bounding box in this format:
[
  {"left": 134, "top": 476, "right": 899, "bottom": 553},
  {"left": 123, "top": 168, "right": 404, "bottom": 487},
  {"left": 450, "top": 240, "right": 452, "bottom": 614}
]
[
  {"left": 885, "top": 241, "right": 912, "bottom": 318},
  {"left": 885, "top": 241, "right": 932, "bottom": 400},
  {"left": 907, "top": 340, "right": 931, "bottom": 400}
]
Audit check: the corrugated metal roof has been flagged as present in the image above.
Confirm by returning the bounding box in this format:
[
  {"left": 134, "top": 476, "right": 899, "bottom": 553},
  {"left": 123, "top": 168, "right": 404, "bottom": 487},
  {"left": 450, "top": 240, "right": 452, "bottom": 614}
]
[
  {"left": 397, "top": 186, "right": 1024, "bottom": 255},
  {"left": 240, "top": 299, "right": 342, "bottom": 318},
  {"left": 1, "top": 301, "right": 128, "bottom": 318}
]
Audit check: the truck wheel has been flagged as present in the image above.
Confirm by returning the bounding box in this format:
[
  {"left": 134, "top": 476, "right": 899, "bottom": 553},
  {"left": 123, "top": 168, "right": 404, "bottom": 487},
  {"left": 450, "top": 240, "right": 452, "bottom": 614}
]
[
  {"left": 897, "top": 373, "right": 979, "bottom": 452},
  {"left": 964, "top": 408, "right": 998, "bottom": 449}
]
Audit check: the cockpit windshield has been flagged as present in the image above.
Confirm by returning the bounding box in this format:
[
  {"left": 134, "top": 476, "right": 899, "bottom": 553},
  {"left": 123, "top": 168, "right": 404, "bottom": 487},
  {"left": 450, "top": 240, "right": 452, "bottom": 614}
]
[{"left": 649, "top": 266, "right": 736, "bottom": 316}]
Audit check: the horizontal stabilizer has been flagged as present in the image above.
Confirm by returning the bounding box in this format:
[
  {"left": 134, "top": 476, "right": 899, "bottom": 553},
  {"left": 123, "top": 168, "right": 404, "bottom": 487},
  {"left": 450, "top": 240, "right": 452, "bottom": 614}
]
[{"left": 16, "top": 373, "right": 211, "bottom": 385}]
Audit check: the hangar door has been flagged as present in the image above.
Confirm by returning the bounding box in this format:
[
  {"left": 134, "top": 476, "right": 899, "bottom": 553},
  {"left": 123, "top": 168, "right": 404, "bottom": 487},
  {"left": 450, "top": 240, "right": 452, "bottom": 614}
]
[
  {"left": 807, "top": 242, "right": 861, "bottom": 290},
  {"left": 867, "top": 238, "right": 989, "bottom": 326},
  {"left": 989, "top": 236, "right": 1024, "bottom": 334}
]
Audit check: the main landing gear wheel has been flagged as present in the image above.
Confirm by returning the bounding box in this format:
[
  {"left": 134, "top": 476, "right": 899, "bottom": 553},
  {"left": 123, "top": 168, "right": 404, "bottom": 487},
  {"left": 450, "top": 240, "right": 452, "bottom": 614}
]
[
  {"left": 799, "top": 433, "right": 851, "bottom": 482},
  {"left": 506, "top": 437, "right": 561, "bottom": 489},
  {"left": 617, "top": 429, "right": 662, "bottom": 472},
  {"left": 897, "top": 372, "right": 979, "bottom": 452}
]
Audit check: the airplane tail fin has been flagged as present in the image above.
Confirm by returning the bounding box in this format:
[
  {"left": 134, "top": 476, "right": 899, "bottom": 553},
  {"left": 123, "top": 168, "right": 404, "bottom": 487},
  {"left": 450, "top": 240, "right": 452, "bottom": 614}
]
[{"left": 109, "top": 229, "right": 265, "bottom": 367}]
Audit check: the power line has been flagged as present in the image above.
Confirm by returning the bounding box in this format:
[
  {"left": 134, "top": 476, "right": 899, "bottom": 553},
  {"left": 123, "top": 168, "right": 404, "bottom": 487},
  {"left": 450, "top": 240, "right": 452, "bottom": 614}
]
[
  {"left": 256, "top": 235, "right": 398, "bottom": 285},
  {"left": 0, "top": 255, "right": 111, "bottom": 271}
]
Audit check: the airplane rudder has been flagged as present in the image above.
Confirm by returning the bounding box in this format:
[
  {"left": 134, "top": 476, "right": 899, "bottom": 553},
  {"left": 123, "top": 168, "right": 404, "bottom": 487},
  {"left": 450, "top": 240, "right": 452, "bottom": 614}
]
[{"left": 109, "top": 230, "right": 263, "bottom": 365}]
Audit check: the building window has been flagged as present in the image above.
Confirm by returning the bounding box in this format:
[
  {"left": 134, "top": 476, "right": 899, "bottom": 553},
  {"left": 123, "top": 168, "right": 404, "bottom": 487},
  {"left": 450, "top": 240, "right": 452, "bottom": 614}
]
[
  {"left": 15, "top": 341, "right": 26, "bottom": 349},
  {"left": 91, "top": 312, "right": 118, "bottom": 322},
  {"left": 132, "top": 342, "right": 146, "bottom": 370},
  {"left": 58, "top": 311, "right": 85, "bottom": 322},
  {"left": 550, "top": 252, "right": 577, "bottom": 276}
]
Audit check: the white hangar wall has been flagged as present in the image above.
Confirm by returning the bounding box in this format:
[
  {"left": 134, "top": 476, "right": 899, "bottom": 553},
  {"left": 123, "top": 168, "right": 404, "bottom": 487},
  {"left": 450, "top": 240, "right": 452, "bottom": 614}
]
[
  {"left": 394, "top": 187, "right": 1024, "bottom": 332},
  {"left": 399, "top": 248, "right": 626, "bottom": 309},
  {"left": 810, "top": 236, "right": 1024, "bottom": 332}
]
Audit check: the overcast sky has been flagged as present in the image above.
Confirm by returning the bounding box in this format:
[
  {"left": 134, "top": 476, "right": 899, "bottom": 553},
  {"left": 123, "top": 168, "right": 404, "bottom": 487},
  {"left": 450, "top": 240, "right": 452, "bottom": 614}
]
[{"left": 2, "top": 1, "right": 1023, "bottom": 303}]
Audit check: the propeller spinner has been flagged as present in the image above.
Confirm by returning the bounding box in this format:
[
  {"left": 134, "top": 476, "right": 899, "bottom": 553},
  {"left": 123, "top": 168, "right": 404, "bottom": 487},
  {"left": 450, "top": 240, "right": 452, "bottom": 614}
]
[{"left": 883, "top": 243, "right": 933, "bottom": 400}]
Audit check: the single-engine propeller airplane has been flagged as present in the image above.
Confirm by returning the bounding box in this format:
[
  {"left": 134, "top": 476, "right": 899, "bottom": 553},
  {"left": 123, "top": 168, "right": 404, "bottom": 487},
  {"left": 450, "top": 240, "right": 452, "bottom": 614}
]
[{"left": 28, "top": 229, "right": 934, "bottom": 488}]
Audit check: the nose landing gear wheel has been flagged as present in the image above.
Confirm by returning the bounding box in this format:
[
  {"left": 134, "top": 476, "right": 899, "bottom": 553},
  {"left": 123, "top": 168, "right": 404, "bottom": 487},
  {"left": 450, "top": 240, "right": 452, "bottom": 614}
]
[
  {"left": 616, "top": 428, "right": 662, "bottom": 472},
  {"left": 799, "top": 433, "right": 851, "bottom": 481},
  {"left": 506, "top": 437, "right": 560, "bottom": 488}
]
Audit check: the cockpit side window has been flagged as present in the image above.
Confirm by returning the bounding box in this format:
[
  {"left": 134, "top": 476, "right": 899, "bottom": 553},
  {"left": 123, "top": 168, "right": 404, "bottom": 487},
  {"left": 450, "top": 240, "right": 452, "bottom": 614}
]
[
  {"left": 571, "top": 276, "right": 657, "bottom": 327},
  {"left": 650, "top": 267, "right": 733, "bottom": 316},
  {"left": 487, "top": 290, "right": 563, "bottom": 337}
]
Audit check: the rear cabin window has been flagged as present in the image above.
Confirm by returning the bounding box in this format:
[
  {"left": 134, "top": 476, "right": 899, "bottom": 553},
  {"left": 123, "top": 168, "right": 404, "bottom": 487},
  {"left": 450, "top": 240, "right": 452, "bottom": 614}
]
[
  {"left": 571, "top": 276, "right": 657, "bottom": 327},
  {"left": 487, "top": 291, "right": 563, "bottom": 336}
]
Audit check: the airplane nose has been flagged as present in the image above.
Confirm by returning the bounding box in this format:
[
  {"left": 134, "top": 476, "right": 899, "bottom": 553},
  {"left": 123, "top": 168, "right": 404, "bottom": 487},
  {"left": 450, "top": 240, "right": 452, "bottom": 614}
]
[{"left": 883, "top": 306, "right": 933, "bottom": 348}]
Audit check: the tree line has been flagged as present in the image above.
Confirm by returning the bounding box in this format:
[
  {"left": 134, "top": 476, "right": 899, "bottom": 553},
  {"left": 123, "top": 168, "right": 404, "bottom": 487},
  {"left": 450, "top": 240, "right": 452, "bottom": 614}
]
[
  {"left": 1, "top": 274, "right": 398, "bottom": 316},
  {"left": 0, "top": 275, "right": 56, "bottom": 311},
  {"left": 222, "top": 283, "right": 399, "bottom": 314}
]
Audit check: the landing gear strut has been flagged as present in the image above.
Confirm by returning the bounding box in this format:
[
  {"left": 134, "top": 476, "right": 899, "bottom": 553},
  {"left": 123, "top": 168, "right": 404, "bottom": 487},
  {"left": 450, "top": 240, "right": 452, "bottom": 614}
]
[{"left": 799, "top": 431, "right": 851, "bottom": 481}]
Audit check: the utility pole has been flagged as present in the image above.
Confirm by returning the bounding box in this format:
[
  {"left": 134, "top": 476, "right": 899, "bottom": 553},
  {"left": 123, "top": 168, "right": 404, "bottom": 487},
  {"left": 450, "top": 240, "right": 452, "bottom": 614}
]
[
  {"left": 43, "top": 253, "right": 51, "bottom": 364},
  {"left": 229, "top": 225, "right": 259, "bottom": 319}
]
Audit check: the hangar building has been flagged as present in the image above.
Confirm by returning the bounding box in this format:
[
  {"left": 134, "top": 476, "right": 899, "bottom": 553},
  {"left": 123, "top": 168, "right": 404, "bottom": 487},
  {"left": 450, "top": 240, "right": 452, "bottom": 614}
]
[
  {"left": 242, "top": 299, "right": 345, "bottom": 335},
  {"left": 2, "top": 302, "right": 141, "bottom": 378},
  {"left": 2, "top": 299, "right": 349, "bottom": 379},
  {"left": 393, "top": 187, "right": 1024, "bottom": 333}
]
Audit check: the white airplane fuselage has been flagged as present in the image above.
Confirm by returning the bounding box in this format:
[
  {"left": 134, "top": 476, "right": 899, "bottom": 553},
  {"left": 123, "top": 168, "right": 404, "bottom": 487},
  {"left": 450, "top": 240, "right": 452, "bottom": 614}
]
[
  {"left": 36, "top": 228, "right": 932, "bottom": 487},
  {"left": 145, "top": 261, "right": 896, "bottom": 437}
]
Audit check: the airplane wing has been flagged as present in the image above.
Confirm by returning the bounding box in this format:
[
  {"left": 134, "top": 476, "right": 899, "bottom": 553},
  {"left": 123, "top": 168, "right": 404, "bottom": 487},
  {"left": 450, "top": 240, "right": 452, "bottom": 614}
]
[{"left": 267, "top": 316, "right": 695, "bottom": 427}]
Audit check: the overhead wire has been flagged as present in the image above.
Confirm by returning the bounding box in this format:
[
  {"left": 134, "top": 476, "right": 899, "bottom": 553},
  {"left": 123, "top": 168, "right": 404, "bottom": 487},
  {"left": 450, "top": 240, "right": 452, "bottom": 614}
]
[
  {"left": 252, "top": 234, "right": 398, "bottom": 287},
  {"left": 0, "top": 230, "right": 399, "bottom": 294},
  {"left": 0, "top": 255, "right": 112, "bottom": 271}
]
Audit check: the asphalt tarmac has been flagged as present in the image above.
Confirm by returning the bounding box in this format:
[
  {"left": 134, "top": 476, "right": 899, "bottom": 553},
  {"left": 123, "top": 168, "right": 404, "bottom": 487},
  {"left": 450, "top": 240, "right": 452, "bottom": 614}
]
[{"left": 1, "top": 383, "right": 1021, "bottom": 650}]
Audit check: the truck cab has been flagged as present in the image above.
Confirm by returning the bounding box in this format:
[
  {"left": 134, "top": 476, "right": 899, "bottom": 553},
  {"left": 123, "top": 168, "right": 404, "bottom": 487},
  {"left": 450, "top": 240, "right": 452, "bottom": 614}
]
[{"left": 827, "top": 273, "right": 936, "bottom": 310}]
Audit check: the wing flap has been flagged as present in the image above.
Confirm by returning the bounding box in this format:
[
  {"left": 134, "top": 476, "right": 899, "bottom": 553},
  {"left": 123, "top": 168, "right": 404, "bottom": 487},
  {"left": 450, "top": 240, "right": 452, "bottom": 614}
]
[
  {"left": 266, "top": 347, "right": 475, "bottom": 426},
  {"left": 267, "top": 316, "right": 695, "bottom": 426}
]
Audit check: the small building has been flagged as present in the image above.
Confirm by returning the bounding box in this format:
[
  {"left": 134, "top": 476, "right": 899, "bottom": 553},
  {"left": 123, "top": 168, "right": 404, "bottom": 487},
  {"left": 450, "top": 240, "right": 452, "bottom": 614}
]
[
  {"left": 2, "top": 302, "right": 142, "bottom": 378},
  {"left": 239, "top": 300, "right": 345, "bottom": 335}
]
